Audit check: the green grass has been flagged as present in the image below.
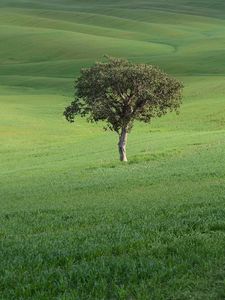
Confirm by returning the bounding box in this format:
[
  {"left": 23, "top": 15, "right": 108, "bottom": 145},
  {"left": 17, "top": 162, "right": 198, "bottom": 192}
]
[{"left": 0, "top": 0, "right": 225, "bottom": 299}]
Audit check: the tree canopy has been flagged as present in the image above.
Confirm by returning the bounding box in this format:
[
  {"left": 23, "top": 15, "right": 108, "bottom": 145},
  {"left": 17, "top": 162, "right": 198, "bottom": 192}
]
[{"left": 64, "top": 57, "right": 183, "bottom": 161}]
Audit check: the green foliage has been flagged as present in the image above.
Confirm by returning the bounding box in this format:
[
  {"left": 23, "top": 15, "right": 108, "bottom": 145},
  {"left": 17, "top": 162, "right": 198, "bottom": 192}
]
[{"left": 64, "top": 57, "right": 183, "bottom": 134}]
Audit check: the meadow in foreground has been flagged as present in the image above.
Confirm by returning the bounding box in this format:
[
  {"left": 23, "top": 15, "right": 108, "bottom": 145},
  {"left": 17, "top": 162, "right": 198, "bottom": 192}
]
[{"left": 0, "top": 0, "right": 225, "bottom": 299}]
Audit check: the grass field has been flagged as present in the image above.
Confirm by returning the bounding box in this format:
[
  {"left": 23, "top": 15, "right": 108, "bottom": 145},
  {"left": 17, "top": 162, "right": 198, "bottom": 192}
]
[{"left": 0, "top": 0, "right": 225, "bottom": 299}]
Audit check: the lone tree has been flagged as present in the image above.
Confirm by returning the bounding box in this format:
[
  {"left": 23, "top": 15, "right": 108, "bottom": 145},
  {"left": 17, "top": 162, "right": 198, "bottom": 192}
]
[{"left": 64, "top": 57, "right": 183, "bottom": 162}]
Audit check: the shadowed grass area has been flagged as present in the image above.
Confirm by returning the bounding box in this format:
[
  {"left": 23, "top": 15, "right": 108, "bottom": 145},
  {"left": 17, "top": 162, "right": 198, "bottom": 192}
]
[{"left": 0, "top": 0, "right": 225, "bottom": 299}]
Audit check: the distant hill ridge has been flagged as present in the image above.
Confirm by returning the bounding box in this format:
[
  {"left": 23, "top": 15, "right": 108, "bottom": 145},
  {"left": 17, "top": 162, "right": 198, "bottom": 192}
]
[
  {"left": 0, "top": 0, "right": 224, "bottom": 94},
  {"left": 0, "top": 0, "right": 225, "bottom": 18}
]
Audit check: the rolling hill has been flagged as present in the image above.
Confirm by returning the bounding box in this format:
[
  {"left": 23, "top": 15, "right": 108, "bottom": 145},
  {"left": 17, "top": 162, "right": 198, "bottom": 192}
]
[{"left": 0, "top": 1, "right": 225, "bottom": 299}]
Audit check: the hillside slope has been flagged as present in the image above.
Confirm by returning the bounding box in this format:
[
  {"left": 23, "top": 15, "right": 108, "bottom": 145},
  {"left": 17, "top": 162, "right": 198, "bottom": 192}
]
[
  {"left": 0, "top": 0, "right": 225, "bottom": 93},
  {"left": 0, "top": 1, "right": 225, "bottom": 299}
]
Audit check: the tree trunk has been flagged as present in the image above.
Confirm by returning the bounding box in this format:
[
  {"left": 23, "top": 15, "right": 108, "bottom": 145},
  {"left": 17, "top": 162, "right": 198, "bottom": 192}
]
[{"left": 118, "top": 127, "right": 128, "bottom": 162}]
